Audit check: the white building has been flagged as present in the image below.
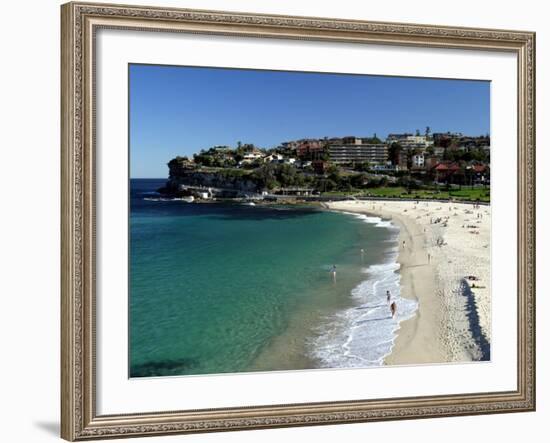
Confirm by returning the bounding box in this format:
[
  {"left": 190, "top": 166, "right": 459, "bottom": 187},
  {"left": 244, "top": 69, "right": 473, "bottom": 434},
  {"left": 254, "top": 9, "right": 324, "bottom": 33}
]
[
  {"left": 264, "top": 153, "right": 284, "bottom": 163},
  {"left": 329, "top": 144, "right": 388, "bottom": 164},
  {"left": 412, "top": 153, "right": 425, "bottom": 168},
  {"left": 297, "top": 160, "right": 312, "bottom": 169},
  {"left": 243, "top": 151, "right": 264, "bottom": 161},
  {"left": 386, "top": 133, "right": 433, "bottom": 148}
]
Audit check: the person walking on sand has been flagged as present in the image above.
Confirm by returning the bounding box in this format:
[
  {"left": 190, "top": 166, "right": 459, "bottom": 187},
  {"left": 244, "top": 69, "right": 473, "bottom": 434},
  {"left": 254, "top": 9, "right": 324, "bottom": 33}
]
[
  {"left": 428, "top": 253, "right": 431, "bottom": 264},
  {"left": 390, "top": 301, "right": 397, "bottom": 318},
  {"left": 386, "top": 290, "right": 391, "bottom": 303},
  {"left": 330, "top": 265, "right": 337, "bottom": 282},
  {"left": 402, "top": 240, "right": 406, "bottom": 249}
]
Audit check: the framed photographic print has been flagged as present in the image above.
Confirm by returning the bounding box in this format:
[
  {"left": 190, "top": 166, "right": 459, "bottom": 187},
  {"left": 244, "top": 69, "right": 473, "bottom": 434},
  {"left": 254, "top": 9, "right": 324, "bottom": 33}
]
[{"left": 61, "top": 1, "right": 536, "bottom": 440}]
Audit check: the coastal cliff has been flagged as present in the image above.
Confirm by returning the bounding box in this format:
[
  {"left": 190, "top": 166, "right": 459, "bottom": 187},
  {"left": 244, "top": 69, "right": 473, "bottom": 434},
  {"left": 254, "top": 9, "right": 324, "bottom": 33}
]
[
  {"left": 160, "top": 157, "right": 261, "bottom": 197},
  {"left": 159, "top": 155, "right": 490, "bottom": 202},
  {"left": 167, "top": 169, "right": 259, "bottom": 193}
]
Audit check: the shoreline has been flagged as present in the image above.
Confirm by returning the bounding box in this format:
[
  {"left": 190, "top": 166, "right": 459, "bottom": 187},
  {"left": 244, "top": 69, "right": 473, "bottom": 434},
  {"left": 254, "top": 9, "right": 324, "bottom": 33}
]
[
  {"left": 136, "top": 184, "right": 491, "bottom": 372},
  {"left": 246, "top": 208, "right": 407, "bottom": 372},
  {"left": 327, "top": 202, "right": 447, "bottom": 364},
  {"left": 326, "top": 199, "right": 491, "bottom": 365}
]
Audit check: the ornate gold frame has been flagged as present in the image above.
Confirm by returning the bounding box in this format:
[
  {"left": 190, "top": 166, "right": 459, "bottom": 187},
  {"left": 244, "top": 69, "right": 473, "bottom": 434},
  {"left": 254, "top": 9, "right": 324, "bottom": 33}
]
[{"left": 61, "top": 2, "right": 536, "bottom": 440}]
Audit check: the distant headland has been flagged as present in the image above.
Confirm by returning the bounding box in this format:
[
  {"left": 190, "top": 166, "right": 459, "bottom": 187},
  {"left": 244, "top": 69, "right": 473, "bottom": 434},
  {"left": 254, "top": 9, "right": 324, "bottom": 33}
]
[{"left": 159, "top": 130, "right": 490, "bottom": 203}]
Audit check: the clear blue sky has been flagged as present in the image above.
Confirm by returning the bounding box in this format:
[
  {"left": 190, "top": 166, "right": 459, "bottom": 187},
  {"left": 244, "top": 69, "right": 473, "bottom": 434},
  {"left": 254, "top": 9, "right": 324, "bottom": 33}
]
[{"left": 130, "top": 64, "right": 490, "bottom": 178}]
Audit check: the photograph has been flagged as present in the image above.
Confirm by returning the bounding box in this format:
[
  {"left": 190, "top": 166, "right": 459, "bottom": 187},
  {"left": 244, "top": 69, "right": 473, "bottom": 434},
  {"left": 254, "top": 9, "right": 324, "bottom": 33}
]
[
  {"left": 129, "top": 64, "right": 492, "bottom": 378},
  {"left": 57, "top": 2, "right": 536, "bottom": 440}
]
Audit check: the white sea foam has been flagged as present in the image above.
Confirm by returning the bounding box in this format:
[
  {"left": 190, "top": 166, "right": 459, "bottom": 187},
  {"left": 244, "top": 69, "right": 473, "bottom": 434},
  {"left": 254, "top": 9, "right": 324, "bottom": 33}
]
[
  {"left": 310, "top": 224, "right": 418, "bottom": 368},
  {"left": 335, "top": 211, "right": 398, "bottom": 230}
]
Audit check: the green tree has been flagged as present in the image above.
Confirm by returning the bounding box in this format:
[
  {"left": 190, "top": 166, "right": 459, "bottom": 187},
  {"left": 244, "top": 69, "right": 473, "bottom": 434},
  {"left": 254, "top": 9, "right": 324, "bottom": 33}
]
[
  {"left": 316, "top": 178, "right": 337, "bottom": 192},
  {"left": 388, "top": 142, "right": 402, "bottom": 165},
  {"left": 350, "top": 173, "right": 368, "bottom": 189},
  {"left": 363, "top": 133, "right": 383, "bottom": 144},
  {"left": 354, "top": 162, "right": 371, "bottom": 172},
  {"left": 326, "top": 164, "right": 342, "bottom": 188},
  {"left": 252, "top": 164, "right": 279, "bottom": 190},
  {"left": 193, "top": 152, "right": 214, "bottom": 167},
  {"left": 277, "top": 164, "right": 298, "bottom": 187},
  {"left": 338, "top": 177, "right": 353, "bottom": 192},
  {"left": 405, "top": 148, "right": 414, "bottom": 170}
]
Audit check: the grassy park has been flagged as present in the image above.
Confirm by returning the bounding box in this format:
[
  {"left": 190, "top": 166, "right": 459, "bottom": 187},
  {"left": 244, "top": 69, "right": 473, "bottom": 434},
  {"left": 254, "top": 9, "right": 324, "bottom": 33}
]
[{"left": 323, "top": 186, "right": 490, "bottom": 202}]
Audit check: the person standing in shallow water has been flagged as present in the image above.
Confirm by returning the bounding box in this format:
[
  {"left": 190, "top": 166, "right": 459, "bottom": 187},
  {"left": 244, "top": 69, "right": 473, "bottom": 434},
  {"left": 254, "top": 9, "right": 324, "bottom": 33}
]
[
  {"left": 386, "top": 290, "right": 391, "bottom": 303},
  {"left": 330, "top": 264, "right": 337, "bottom": 282},
  {"left": 390, "top": 301, "right": 397, "bottom": 318}
]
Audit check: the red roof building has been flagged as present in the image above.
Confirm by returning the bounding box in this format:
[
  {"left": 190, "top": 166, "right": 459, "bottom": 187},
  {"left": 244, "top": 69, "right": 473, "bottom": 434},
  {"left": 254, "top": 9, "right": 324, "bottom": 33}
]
[
  {"left": 434, "top": 162, "right": 460, "bottom": 171},
  {"left": 433, "top": 162, "right": 461, "bottom": 183}
]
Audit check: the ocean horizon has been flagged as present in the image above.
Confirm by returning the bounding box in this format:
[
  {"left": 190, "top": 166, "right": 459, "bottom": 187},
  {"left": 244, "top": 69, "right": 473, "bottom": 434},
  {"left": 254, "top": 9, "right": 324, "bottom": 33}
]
[{"left": 129, "top": 178, "right": 417, "bottom": 377}]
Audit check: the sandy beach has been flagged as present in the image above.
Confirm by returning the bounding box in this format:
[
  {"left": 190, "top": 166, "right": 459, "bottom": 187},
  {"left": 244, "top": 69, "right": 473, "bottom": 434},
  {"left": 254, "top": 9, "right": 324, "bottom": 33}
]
[{"left": 326, "top": 199, "right": 491, "bottom": 365}]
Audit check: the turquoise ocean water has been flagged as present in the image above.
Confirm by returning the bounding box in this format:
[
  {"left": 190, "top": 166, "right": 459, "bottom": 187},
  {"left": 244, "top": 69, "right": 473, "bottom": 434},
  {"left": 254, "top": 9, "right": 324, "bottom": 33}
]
[{"left": 129, "top": 179, "right": 417, "bottom": 377}]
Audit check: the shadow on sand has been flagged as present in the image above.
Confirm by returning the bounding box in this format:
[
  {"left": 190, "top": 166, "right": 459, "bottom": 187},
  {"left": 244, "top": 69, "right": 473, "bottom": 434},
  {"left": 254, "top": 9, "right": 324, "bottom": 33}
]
[{"left": 460, "top": 278, "right": 491, "bottom": 361}]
